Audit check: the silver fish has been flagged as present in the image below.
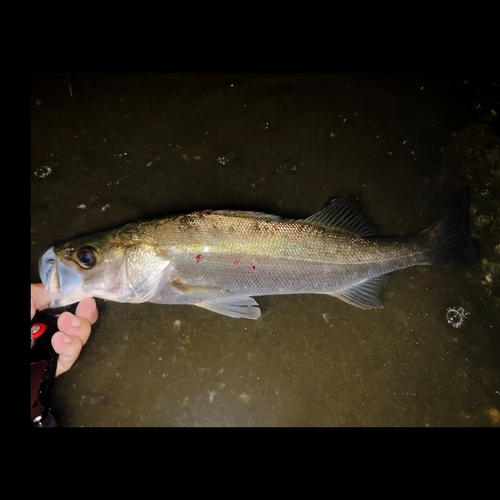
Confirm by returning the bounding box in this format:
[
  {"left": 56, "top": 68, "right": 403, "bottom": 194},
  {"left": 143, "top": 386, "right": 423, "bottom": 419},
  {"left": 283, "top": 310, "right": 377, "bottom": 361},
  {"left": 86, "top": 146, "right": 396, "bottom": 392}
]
[{"left": 39, "top": 190, "right": 477, "bottom": 319}]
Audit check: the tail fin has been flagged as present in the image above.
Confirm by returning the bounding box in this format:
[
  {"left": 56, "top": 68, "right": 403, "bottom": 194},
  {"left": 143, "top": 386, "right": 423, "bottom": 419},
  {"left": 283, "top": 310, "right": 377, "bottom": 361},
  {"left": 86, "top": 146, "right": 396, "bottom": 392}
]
[{"left": 424, "top": 188, "right": 478, "bottom": 266}]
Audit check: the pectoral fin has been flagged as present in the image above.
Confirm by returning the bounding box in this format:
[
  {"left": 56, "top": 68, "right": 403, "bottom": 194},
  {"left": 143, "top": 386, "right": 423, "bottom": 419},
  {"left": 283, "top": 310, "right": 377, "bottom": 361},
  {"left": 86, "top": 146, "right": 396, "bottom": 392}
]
[
  {"left": 170, "top": 281, "right": 229, "bottom": 299},
  {"left": 169, "top": 281, "right": 261, "bottom": 319},
  {"left": 196, "top": 297, "right": 261, "bottom": 319}
]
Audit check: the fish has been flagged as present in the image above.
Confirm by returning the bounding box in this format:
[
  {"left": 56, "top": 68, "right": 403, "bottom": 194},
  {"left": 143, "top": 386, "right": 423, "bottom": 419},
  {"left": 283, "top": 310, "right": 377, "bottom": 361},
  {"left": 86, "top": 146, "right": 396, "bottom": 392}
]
[{"left": 39, "top": 189, "right": 477, "bottom": 319}]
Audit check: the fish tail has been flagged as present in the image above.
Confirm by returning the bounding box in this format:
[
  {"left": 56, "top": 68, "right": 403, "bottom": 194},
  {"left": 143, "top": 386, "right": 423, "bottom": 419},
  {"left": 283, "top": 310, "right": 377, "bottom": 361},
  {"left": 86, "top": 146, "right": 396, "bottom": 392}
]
[{"left": 422, "top": 188, "right": 478, "bottom": 267}]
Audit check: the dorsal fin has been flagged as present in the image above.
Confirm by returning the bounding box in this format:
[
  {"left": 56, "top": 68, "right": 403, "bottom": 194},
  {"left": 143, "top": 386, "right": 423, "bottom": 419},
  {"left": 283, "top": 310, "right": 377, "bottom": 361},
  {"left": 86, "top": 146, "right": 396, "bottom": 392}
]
[
  {"left": 198, "top": 200, "right": 375, "bottom": 236},
  {"left": 200, "top": 210, "right": 287, "bottom": 221},
  {"left": 303, "top": 198, "right": 376, "bottom": 237}
]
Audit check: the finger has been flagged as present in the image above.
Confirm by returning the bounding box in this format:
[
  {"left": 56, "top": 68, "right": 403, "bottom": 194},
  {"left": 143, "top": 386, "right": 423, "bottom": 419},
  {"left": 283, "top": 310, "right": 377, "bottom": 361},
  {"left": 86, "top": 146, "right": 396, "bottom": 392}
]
[
  {"left": 75, "top": 297, "right": 98, "bottom": 325},
  {"left": 31, "top": 283, "right": 50, "bottom": 319},
  {"left": 57, "top": 311, "right": 93, "bottom": 347},
  {"left": 51, "top": 331, "right": 83, "bottom": 377},
  {"left": 52, "top": 300, "right": 97, "bottom": 377}
]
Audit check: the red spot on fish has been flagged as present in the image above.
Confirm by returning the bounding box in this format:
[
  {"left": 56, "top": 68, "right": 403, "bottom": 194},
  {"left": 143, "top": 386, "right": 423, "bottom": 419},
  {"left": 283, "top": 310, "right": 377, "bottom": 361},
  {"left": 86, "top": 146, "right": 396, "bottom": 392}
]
[
  {"left": 252, "top": 266, "right": 256, "bottom": 271},
  {"left": 195, "top": 254, "right": 202, "bottom": 263},
  {"left": 233, "top": 259, "right": 240, "bottom": 265},
  {"left": 203, "top": 211, "right": 212, "bottom": 216},
  {"left": 357, "top": 258, "right": 361, "bottom": 262}
]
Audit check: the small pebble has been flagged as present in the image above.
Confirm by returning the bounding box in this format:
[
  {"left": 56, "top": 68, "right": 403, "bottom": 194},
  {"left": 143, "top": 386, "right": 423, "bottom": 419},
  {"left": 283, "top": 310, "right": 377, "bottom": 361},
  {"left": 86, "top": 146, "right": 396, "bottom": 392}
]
[{"left": 238, "top": 392, "right": 251, "bottom": 404}]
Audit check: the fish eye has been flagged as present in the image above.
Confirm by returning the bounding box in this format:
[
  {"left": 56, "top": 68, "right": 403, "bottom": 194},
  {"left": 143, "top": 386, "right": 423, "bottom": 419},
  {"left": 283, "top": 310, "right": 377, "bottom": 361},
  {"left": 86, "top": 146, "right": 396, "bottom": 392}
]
[{"left": 76, "top": 246, "right": 97, "bottom": 268}]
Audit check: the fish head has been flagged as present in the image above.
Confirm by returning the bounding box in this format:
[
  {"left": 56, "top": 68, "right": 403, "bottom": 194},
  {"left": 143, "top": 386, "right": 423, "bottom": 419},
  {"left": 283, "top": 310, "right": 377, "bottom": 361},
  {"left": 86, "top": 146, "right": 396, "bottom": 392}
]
[{"left": 39, "top": 227, "right": 171, "bottom": 307}]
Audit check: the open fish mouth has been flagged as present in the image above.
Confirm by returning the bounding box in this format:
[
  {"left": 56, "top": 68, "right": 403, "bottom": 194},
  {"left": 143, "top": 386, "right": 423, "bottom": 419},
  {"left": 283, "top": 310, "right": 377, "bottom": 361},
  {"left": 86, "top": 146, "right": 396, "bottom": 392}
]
[
  {"left": 39, "top": 247, "right": 87, "bottom": 307},
  {"left": 39, "top": 247, "right": 60, "bottom": 293}
]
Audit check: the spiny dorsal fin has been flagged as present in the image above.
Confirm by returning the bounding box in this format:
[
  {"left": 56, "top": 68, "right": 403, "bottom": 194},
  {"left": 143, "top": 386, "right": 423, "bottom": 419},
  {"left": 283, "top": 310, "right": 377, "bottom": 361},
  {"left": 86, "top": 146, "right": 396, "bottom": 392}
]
[
  {"left": 303, "top": 198, "right": 376, "bottom": 237},
  {"left": 201, "top": 210, "right": 287, "bottom": 221}
]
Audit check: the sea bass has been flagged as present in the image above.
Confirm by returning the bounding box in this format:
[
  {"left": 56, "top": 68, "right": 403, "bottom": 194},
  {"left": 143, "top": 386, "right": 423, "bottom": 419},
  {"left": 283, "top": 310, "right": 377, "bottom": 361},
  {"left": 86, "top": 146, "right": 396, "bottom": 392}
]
[{"left": 39, "top": 190, "right": 477, "bottom": 319}]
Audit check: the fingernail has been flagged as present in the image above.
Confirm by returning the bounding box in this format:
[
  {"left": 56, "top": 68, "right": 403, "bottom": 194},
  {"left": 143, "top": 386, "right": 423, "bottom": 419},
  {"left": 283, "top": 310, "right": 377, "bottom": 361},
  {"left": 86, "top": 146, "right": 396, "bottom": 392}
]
[
  {"left": 62, "top": 334, "right": 72, "bottom": 344},
  {"left": 70, "top": 316, "right": 81, "bottom": 327}
]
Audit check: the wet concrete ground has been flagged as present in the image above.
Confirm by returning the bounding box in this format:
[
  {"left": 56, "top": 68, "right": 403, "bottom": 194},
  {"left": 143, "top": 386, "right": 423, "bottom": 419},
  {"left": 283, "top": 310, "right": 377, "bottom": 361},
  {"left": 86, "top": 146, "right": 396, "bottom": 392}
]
[{"left": 31, "top": 73, "right": 500, "bottom": 426}]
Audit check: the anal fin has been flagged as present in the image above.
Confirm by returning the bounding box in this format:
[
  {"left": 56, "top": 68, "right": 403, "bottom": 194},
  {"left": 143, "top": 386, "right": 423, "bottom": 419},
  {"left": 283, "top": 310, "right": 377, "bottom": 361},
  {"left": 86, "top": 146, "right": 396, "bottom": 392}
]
[{"left": 328, "top": 275, "right": 388, "bottom": 310}]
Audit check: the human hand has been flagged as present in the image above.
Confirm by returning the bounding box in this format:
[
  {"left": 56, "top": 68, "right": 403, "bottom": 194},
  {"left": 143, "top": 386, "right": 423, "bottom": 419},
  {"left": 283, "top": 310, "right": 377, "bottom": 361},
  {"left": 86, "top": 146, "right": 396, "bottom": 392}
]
[{"left": 31, "top": 284, "right": 98, "bottom": 377}]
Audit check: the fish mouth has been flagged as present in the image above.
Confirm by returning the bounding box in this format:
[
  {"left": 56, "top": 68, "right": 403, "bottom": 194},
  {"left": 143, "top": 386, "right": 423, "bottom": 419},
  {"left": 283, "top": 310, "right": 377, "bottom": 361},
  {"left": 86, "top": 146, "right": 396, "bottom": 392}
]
[{"left": 39, "top": 247, "right": 87, "bottom": 307}]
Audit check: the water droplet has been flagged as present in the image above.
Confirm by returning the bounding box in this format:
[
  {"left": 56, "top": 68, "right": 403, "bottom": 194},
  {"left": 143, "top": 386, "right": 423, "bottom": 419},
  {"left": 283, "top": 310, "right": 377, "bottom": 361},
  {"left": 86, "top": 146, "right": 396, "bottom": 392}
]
[
  {"left": 474, "top": 103, "right": 483, "bottom": 110},
  {"left": 478, "top": 188, "right": 491, "bottom": 198},
  {"left": 290, "top": 165, "right": 297, "bottom": 171},
  {"left": 261, "top": 121, "right": 271, "bottom": 131},
  {"left": 388, "top": 151, "right": 393, "bottom": 155},
  {"left": 34, "top": 166, "right": 52, "bottom": 178},
  {"left": 77, "top": 204, "right": 86, "bottom": 209},
  {"left": 276, "top": 166, "right": 283, "bottom": 174},
  {"left": 101, "top": 203, "right": 110, "bottom": 211},
  {"left": 445, "top": 306, "right": 469, "bottom": 328},
  {"left": 475, "top": 215, "right": 490, "bottom": 227},
  {"left": 250, "top": 183, "right": 256, "bottom": 188},
  {"left": 330, "top": 132, "right": 335, "bottom": 137},
  {"left": 216, "top": 156, "right": 229, "bottom": 166}
]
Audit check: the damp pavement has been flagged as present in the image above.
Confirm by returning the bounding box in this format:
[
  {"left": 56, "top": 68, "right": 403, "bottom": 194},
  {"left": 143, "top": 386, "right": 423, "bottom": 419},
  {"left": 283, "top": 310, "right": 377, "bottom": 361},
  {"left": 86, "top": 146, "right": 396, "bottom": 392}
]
[{"left": 31, "top": 73, "right": 500, "bottom": 426}]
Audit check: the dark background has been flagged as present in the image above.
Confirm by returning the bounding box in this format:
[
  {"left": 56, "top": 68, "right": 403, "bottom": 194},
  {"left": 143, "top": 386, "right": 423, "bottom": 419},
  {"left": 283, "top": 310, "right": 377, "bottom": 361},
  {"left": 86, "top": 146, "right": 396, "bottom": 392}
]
[{"left": 31, "top": 73, "right": 499, "bottom": 426}]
